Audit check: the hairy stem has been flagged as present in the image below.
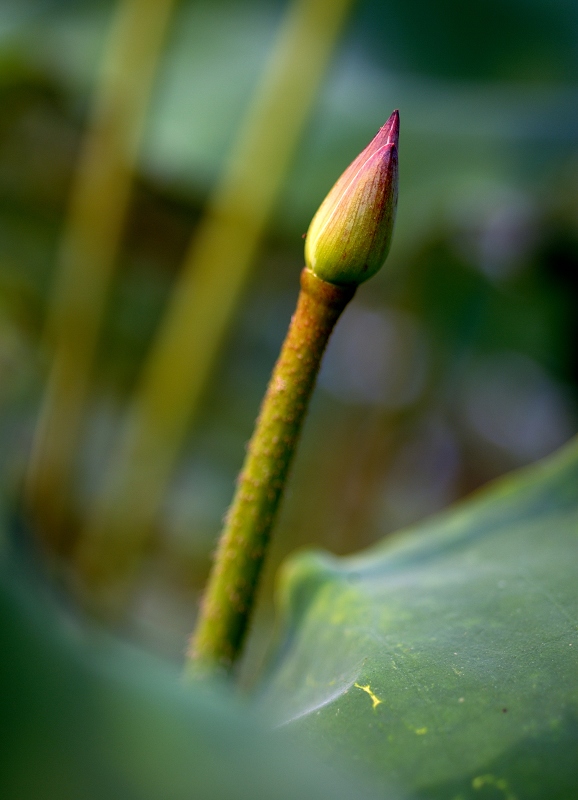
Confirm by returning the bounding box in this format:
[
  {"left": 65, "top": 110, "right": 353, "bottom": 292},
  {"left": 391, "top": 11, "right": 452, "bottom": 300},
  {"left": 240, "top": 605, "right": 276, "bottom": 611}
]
[{"left": 188, "top": 269, "right": 355, "bottom": 672}]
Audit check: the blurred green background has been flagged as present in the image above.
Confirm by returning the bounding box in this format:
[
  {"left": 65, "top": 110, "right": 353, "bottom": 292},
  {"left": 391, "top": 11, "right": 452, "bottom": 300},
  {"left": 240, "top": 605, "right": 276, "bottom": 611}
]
[{"left": 1, "top": 0, "right": 577, "bottom": 681}]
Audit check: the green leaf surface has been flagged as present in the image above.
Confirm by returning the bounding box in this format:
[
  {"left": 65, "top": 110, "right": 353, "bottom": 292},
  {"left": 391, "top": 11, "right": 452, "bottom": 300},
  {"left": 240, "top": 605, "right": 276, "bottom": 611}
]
[
  {"left": 261, "top": 438, "right": 578, "bottom": 799},
  {"left": 0, "top": 542, "right": 387, "bottom": 800}
]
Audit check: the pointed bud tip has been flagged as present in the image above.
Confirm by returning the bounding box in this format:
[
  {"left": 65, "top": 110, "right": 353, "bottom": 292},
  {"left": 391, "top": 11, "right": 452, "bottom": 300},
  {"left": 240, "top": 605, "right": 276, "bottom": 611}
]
[
  {"left": 304, "top": 110, "right": 399, "bottom": 286},
  {"left": 382, "top": 109, "right": 399, "bottom": 147}
]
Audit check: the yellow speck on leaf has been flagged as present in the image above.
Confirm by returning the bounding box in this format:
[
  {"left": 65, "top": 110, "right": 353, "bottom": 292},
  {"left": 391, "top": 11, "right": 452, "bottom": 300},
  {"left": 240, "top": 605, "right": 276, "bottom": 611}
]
[
  {"left": 354, "top": 682, "right": 382, "bottom": 710},
  {"left": 415, "top": 727, "right": 428, "bottom": 735},
  {"left": 472, "top": 774, "right": 517, "bottom": 800}
]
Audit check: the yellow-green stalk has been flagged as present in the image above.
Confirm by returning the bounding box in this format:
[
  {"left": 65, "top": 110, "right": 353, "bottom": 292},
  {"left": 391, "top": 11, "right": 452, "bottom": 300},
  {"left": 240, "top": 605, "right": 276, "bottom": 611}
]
[
  {"left": 76, "top": 0, "right": 355, "bottom": 606},
  {"left": 189, "top": 111, "right": 399, "bottom": 674},
  {"left": 25, "top": 0, "right": 177, "bottom": 550}
]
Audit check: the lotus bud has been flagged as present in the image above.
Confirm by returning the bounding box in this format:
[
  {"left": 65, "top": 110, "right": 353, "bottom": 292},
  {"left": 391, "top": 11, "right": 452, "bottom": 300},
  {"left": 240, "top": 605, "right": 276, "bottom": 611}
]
[{"left": 305, "top": 110, "right": 399, "bottom": 286}]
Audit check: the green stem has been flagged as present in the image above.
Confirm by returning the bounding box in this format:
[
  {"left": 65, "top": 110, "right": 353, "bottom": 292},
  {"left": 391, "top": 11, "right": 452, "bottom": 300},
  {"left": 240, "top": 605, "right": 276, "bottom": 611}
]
[{"left": 188, "top": 269, "right": 355, "bottom": 673}]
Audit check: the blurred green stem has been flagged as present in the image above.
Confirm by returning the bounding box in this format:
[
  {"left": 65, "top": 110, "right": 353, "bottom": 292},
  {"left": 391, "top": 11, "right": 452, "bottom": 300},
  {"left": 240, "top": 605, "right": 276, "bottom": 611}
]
[
  {"left": 26, "top": 0, "right": 177, "bottom": 549},
  {"left": 188, "top": 269, "right": 355, "bottom": 673},
  {"left": 77, "top": 0, "right": 355, "bottom": 605}
]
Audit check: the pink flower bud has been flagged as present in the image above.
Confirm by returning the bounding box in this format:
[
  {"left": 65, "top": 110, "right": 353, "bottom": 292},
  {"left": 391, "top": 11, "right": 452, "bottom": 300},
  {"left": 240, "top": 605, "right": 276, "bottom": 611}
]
[{"left": 305, "top": 110, "right": 399, "bottom": 285}]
